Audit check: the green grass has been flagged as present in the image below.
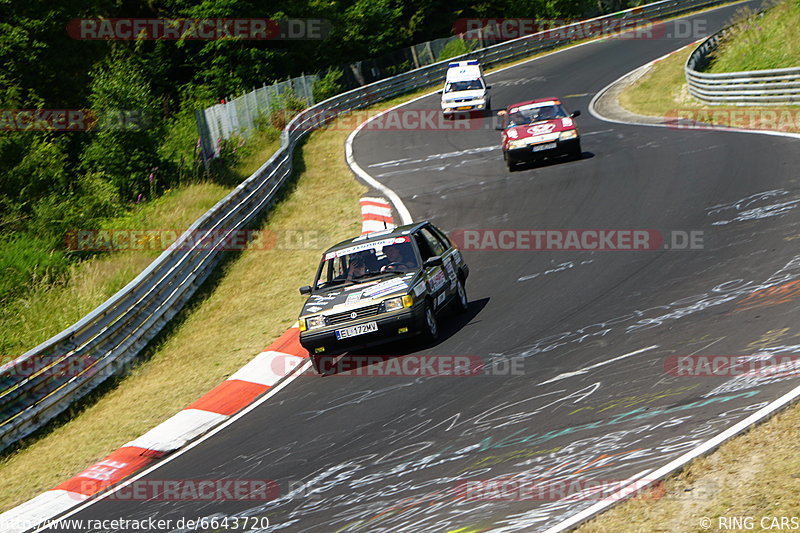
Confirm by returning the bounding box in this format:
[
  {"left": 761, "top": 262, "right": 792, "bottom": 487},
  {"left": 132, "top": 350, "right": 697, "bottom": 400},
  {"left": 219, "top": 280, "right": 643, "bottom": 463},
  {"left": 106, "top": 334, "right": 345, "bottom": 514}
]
[
  {"left": 709, "top": 0, "right": 800, "bottom": 73},
  {"left": 619, "top": 41, "right": 800, "bottom": 132},
  {"left": 0, "top": 134, "right": 280, "bottom": 362},
  {"left": 0, "top": 111, "right": 365, "bottom": 512},
  {"left": 578, "top": 3, "right": 800, "bottom": 530},
  {"left": 0, "top": 1, "right": 748, "bottom": 511}
]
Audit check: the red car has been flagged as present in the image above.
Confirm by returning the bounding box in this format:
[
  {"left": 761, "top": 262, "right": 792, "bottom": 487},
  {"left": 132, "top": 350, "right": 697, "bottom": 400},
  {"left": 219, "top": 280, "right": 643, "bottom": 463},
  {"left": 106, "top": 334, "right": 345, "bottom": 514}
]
[{"left": 497, "top": 98, "right": 582, "bottom": 171}]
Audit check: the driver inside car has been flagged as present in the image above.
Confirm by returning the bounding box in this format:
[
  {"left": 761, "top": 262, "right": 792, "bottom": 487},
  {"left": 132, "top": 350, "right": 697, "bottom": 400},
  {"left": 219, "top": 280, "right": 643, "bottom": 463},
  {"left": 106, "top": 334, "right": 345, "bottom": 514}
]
[{"left": 380, "top": 243, "right": 416, "bottom": 271}]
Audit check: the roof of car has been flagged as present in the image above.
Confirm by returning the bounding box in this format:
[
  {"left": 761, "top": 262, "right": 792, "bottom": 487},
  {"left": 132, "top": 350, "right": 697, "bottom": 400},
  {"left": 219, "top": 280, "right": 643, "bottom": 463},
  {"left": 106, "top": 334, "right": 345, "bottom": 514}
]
[
  {"left": 323, "top": 222, "right": 430, "bottom": 255},
  {"left": 506, "top": 97, "right": 562, "bottom": 111}
]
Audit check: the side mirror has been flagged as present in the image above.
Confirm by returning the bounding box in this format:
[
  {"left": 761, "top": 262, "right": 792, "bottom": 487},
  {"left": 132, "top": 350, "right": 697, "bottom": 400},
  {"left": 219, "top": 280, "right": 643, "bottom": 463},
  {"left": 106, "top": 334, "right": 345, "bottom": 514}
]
[
  {"left": 436, "top": 90, "right": 443, "bottom": 95},
  {"left": 485, "top": 85, "right": 492, "bottom": 90},
  {"left": 299, "top": 285, "right": 312, "bottom": 295},
  {"left": 424, "top": 256, "right": 444, "bottom": 268},
  {"left": 571, "top": 110, "right": 581, "bottom": 118}
]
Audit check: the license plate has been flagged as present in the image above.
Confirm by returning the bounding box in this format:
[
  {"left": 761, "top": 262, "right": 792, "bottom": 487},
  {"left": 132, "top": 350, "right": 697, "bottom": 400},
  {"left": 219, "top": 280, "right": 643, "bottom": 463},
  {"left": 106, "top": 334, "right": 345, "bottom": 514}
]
[
  {"left": 335, "top": 321, "right": 378, "bottom": 340},
  {"left": 533, "top": 142, "right": 557, "bottom": 152},
  {"left": 456, "top": 106, "right": 472, "bottom": 110}
]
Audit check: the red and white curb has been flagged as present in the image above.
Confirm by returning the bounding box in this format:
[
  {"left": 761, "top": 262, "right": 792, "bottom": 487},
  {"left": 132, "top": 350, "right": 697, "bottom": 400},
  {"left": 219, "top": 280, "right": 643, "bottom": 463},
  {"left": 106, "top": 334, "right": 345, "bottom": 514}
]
[
  {"left": 0, "top": 326, "right": 308, "bottom": 533},
  {"left": 360, "top": 196, "right": 395, "bottom": 234}
]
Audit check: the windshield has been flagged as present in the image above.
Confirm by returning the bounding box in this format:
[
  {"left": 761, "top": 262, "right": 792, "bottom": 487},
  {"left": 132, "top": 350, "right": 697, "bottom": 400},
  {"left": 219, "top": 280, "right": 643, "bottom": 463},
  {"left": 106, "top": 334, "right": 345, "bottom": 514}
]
[
  {"left": 314, "top": 236, "right": 419, "bottom": 289},
  {"left": 507, "top": 103, "right": 568, "bottom": 126},
  {"left": 445, "top": 79, "right": 484, "bottom": 92}
]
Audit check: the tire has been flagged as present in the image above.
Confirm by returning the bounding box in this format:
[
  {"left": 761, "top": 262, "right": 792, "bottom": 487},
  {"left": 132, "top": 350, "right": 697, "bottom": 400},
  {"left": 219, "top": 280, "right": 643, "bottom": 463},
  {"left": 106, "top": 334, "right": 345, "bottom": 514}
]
[
  {"left": 422, "top": 301, "right": 440, "bottom": 342},
  {"left": 506, "top": 155, "right": 516, "bottom": 171},
  {"left": 311, "top": 354, "right": 334, "bottom": 375},
  {"left": 570, "top": 142, "right": 582, "bottom": 161},
  {"left": 453, "top": 278, "right": 469, "bottom": 314}
]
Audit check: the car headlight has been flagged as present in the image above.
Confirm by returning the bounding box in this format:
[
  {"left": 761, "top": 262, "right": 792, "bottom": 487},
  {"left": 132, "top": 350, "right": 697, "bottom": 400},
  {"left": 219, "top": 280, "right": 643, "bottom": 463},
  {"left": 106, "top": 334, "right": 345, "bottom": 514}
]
[
  {"left": 384, "top": 295, "right": 413, "bottom": 312},
  {"left": 305, "top": 315, "right": 327, "bottom": 329},
  {"left": 559, "top": 129, "right": 578, "bottom": 140},
  {"left": 508, "top": 139, "right": 532, "bottom": 149}
]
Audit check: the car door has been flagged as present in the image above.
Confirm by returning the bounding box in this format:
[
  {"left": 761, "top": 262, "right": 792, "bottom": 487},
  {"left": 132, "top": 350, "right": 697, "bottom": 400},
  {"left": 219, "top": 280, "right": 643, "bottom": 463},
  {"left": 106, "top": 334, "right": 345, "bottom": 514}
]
[{"left": 414, "top": 227, "right": 452, "bottom": 311}]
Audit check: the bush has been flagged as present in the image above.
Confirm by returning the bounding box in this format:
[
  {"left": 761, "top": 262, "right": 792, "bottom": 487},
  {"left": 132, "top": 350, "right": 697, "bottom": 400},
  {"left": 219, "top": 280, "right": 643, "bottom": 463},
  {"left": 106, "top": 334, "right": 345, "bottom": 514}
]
[
  {"left": 437, "top": 38, "right": 476, "bottom": 61},
  {"left": 0, "top": 234, "right": 70, "bottom": 303},
  {"left": 313, "top": 69, "right": 344, "bottom": 102},
  {"left": 80, "top": 48, "right": 163, "bottom": 202}
]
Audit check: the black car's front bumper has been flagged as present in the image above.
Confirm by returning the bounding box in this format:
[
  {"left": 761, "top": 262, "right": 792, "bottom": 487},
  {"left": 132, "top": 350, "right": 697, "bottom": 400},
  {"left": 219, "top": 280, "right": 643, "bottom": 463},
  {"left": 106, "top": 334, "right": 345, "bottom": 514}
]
[
  {"left": 506, "top": 137, "right": 580, "bottom": 162},
  {"left": 299, "top": 305, "right": 426, "bottom": 355}
]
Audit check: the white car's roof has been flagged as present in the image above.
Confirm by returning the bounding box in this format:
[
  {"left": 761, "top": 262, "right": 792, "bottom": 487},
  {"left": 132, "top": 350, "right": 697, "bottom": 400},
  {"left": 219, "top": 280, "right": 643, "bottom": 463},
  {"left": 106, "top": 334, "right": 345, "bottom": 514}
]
[{"left": 446, "top": 60, "right": 483, "bottom": 82}]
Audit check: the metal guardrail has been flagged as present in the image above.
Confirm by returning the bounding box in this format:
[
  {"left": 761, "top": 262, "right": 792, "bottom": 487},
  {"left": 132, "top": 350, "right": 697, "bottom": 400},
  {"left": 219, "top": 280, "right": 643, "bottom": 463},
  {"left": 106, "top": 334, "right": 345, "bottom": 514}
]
[
  {"left": 0, "top": 0, "right": 735, "bottom": 454},
  {"left": 686, "top": 23, "right": 800, "bottom": 105},
  {"left": 196, "top": 74, "right": 318, "bottom": 161}
]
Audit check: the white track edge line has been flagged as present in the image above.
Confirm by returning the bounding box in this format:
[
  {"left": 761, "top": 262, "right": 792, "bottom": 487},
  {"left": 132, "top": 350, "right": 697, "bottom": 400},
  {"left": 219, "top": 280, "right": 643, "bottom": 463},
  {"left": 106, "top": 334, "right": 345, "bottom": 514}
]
[
  {"left": 542, "top": 381, "right": 800, "bottom": 533},
  {"left": 588, "top": 41, "right": 800, "bottom": 140},
  {"left": 344, "top": 0, "right": 759, "bottom": 225},
  {"left": 14, "top": 3, "right": 760, "bottom": 530},
  {"left": 29, "top": 358, "right": 312, "bottom": 532}
]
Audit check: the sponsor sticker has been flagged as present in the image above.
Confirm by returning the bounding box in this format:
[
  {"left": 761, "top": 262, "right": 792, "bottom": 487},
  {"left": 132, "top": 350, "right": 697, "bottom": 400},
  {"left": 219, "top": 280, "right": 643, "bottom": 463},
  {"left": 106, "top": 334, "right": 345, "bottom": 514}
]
[
  {"left": 326, "top": 236, "right": 411, "bottom": 260},
  {"left": 346, "top": 292, "right": 363, "bottom": 304},
  {"left": 362, "top": 278, "right": 408, "bottom": 299},
  {"left": 444, "top": 257, "right": 457, "bottom": 281},
  {"left": 435, "top": 292, "right": 447, "bottom": 308},
  {"left": 427, "top": 270, "right": 448, "bottom": 293},
  {"left": 527, "top": 123, "right": 556, "bottom": 135}
]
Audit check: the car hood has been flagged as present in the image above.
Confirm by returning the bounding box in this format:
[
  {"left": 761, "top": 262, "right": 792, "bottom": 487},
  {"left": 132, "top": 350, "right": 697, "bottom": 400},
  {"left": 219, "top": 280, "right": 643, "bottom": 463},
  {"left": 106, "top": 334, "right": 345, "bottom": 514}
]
[
  {"left": 442, "top": 89, "right": 486, "bottom": 101},
  {"left": 301, "top": 272, "right": 419, "bottom": 315},
  {"left": 505, "top": 117, "right": 576, "bottom": 140}
]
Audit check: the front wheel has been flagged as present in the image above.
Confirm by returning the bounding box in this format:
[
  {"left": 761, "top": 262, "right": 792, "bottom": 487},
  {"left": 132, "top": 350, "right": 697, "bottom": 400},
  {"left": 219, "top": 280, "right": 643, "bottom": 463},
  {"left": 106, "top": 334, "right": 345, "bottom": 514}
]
[
  {"left": 422, "top": 301, "right": 440, "bottom": 342},
  {"left": 505, "top": 154, "right": 516, "bottom": 171},
  {"left": 453, "top": 279, "right": 469, "bottom": 314},
  {"left": 570, "top": 142, "right": 582, "bottom": 161}
]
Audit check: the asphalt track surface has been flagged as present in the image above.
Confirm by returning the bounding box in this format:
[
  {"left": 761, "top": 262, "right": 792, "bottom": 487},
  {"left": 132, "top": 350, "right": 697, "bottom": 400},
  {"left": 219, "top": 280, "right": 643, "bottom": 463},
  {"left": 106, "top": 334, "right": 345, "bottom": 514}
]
[{"left": 45, "top": 2, "right": 800, "bottom": 531}]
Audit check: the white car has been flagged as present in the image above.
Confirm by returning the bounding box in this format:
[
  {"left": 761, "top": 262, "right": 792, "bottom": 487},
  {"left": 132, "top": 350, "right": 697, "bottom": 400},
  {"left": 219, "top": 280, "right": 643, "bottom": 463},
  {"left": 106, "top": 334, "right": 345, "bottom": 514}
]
[{"left": 439, "top": 60, "right": 492, "bottom": 118}]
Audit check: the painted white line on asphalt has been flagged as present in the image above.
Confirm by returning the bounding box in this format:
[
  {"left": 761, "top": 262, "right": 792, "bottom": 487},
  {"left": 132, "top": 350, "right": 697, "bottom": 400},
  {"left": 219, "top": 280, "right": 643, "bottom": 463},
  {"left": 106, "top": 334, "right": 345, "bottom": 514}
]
[
  {"left": 538, "top": 345, "right": 659, "bottom": 385},
  {"left": 541, "top": 381, "right": 800, "bottom": 533},
  {"left": 588, "top": 44, "right": 800, "bottom": 141},
  {"left": 368, "top": 145, "right": 498, "bottom": 169},
  {"left": 343, "top": 22, "right": 681, "bottom": 225},
  {"left": 31, "top": 359, "right": 312, "bottom": 532}
]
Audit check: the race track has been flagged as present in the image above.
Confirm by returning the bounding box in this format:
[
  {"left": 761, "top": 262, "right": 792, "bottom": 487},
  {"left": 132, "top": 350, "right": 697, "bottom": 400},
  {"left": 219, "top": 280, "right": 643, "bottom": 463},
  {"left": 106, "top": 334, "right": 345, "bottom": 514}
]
[{"left": 44, "top": 2, "right": 800, "bottom": 531}]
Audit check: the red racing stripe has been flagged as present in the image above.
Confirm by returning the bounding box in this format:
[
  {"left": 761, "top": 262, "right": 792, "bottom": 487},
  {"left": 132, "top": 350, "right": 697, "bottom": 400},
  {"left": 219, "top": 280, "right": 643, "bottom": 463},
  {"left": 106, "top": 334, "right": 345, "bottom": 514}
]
[
  {"left": 187, "top": 379, "right": 269, "bottom": 416},
  {"left": 359, "top": 200, "right": 392, "bottom": 208},
  {"left": 265, "top": 327, "right": 307, "bottom": 357},
  {"left": 55, "top": 446, "right": 160, "bottom": 496},
  {"left": 362, "top": 213, "right": 394, "bottom": 223}
]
